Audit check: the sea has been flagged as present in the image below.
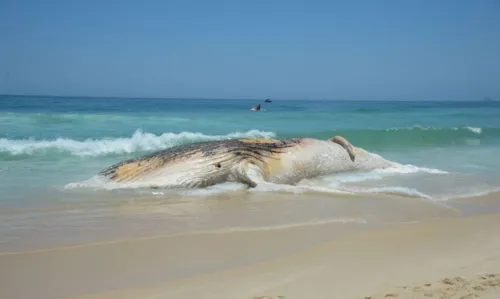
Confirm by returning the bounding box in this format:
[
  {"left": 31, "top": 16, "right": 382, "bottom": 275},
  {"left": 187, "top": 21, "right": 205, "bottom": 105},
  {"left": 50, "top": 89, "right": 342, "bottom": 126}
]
[{"left": 1, "top": 95, "right": 500, "bottom": 252}]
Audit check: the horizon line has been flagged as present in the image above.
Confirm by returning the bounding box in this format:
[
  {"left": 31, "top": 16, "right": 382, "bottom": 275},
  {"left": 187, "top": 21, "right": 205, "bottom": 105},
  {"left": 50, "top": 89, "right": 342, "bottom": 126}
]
[{"left": 0, "top": 93, "right": 494, "bottom": 102}]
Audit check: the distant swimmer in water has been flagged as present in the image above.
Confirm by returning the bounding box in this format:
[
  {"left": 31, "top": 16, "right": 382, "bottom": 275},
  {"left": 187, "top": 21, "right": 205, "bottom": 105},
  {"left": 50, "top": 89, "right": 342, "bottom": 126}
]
[
  {"left": 264, "top": 99, "right": 272, "bottom": 103},
  {"left": 251, "top": 104, "right": 261, "bottom": 111}
]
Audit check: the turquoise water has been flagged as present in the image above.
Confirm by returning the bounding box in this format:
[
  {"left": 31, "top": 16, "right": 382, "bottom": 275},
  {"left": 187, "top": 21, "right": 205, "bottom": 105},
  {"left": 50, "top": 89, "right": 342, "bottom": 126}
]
[
  {"left": 1, "top": 95, "right": 500, "bottom": 208},
  {"left": 1, "top": 95, "right": 500, "bottom": 251}
]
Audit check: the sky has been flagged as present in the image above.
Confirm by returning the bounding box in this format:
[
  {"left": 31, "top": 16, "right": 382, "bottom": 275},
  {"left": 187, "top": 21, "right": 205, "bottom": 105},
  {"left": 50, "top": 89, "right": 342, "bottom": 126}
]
[{"left": 1, "top": 0, "right": 499, "bottom": 100}]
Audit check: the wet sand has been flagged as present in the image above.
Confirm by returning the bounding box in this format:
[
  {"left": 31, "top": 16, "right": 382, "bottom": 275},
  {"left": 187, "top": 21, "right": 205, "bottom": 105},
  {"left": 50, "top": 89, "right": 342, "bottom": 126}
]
[
  {"left": 1, "top": 192, "right": 499, "bottom": 299},
  {"left": 0, "top": 191, "right": 458, "bottom": 252}
]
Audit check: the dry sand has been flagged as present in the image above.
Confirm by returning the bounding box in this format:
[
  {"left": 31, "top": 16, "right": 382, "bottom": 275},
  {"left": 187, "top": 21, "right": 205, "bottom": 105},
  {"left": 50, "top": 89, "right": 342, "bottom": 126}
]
[{"left": 1, "top": 193, "right": 499, "bottom": 299}]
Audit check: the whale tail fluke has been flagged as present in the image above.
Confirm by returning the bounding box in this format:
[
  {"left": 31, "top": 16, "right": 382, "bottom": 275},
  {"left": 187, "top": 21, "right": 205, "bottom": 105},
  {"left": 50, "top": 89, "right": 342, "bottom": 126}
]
[{"left": 329, "top": 135, "right": 356, "bottom": 162}]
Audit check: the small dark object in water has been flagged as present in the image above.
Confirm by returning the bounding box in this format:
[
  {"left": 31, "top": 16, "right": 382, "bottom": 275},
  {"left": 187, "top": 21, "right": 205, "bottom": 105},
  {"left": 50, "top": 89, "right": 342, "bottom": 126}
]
[
  {"left": 251, "top": 104, "right": 261, "bottom": 111},
  {"left": 264, "top": 99, "right": 272, "bottom": 103}
]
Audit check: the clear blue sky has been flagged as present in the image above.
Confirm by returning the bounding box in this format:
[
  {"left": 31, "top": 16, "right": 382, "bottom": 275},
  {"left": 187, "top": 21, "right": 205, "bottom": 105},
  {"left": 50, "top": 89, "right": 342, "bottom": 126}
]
[{"left": 1, "top": 0, "right": 499, "bottom": 100}]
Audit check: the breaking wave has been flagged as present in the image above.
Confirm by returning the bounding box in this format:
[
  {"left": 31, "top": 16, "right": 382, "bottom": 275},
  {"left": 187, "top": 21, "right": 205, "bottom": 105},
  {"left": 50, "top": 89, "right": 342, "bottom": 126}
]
[
  {"left": 2, "top": 125, "right": 497, "bottom": 159},
  {"left": 385, "top": 125, "right": 482, "bottom": 134},
  {"left": 0, "top": 129, "right": 276, "bottom": 157}
]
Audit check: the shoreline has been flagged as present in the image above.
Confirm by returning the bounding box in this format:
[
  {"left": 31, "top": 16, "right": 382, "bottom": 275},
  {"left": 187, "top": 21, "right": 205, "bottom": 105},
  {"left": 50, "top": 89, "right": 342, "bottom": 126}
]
[
  {"left": 0, "top": 190, "right": 464, "bottom": 254},
  {"left": 0, "top": 192, "right": 499, "bottom": 299}
]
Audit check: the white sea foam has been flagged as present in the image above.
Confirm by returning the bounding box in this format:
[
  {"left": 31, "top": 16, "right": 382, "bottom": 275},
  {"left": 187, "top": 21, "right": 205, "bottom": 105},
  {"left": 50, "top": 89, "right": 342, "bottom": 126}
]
[
  {"left": 0, "top": 129, "right": 276, "bottom": 157},
  {"left": 464, "top": 126, "right": 482, "bottom": 134},
  {"left": 249, "top": 182, "right": 354, "bottom": 195},
  {"left": 385, "top": 125, "right": 482, "bottom": 134},
  {"left": 373, "top": 163, "right": 448, "bottom": 175},
  {"left": 180, "top": 182, "right": 249, "bottom": 196},
  {"left": 436, "top": 187, "right": 500, "bottom": 201},
  {"left": 310, "top": 163, "right": 448, "bottom": 187},
  {"left": 67, "top": 168, "right": 499, "bottom": 202},
  {"left": 360, "top": 186, "right": 432, "bottom": 199}
]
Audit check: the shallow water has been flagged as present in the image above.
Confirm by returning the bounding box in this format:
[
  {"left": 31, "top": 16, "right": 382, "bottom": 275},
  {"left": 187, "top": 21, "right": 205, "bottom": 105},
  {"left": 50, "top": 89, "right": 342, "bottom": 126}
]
[
  {"left": 1, "top": 95, "right": 499, "bottom": 251},
  {"left": 0, "top": 190, "right": 463, "bottom": 252}
]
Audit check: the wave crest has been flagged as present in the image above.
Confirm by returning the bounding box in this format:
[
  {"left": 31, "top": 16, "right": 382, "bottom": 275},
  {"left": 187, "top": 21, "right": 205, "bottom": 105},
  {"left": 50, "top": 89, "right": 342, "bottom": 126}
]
[
  {"left": 0, "top": 129, "right": 276, "bottom": 157},
  {"left": 385, "top": 125, "right": 482, "bottom": 134}
]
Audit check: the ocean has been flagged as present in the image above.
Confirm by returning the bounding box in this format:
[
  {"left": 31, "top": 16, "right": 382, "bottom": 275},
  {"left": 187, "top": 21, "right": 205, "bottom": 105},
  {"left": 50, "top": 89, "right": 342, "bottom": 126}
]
[{"left": 1, "top": 95, "right": 500, "bottom": 251}]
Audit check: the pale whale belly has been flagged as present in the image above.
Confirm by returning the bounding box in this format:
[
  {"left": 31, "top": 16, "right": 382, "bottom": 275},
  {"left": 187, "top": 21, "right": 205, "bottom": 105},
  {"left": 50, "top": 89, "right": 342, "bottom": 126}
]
[{"left": 263, "top": 140, "right": 394, "bottom": 185}]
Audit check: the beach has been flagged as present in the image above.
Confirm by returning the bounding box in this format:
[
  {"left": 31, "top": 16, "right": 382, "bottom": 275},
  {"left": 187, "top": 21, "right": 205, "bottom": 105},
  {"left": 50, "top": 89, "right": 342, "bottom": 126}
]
[
  {"left": 3, "top": 1, "right": 500, "bottom": 297},
  {"left": 1, "top": 97, "right": 500, "bottom": 298},
  {"left": 1, "top": 191, "right": 499, "bottom": 299}
]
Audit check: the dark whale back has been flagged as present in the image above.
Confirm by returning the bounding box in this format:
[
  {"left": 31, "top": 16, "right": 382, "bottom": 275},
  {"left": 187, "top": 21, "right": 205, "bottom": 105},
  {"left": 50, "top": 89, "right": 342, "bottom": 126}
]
[{"left": 98, "top": 138, "right": 303, "bottom": 182}]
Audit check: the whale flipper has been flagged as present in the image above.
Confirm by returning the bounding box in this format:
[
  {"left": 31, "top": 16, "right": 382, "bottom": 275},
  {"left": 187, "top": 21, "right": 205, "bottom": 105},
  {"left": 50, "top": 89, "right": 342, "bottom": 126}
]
[
  {"left": 231, "top": 161, "right": 266, "bottom": 188},
  {"left": 329, "top": 136, "right": 356, "bottom": 162}
]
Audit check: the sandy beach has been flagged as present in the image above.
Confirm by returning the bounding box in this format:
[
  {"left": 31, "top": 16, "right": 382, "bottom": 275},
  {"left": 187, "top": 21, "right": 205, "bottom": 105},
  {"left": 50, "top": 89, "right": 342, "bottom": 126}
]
[
  {"left": 3, "top": 1, "right": 500, "bottom": 298},
  {"left": 0, "top": 192, "right": 499, "bottom": 299}
]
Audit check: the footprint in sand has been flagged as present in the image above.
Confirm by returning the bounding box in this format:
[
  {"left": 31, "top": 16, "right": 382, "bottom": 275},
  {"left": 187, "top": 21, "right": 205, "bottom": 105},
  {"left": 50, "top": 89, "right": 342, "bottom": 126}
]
[{"left": 363, "top": 273, "right": 500, "bottom": 299}]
